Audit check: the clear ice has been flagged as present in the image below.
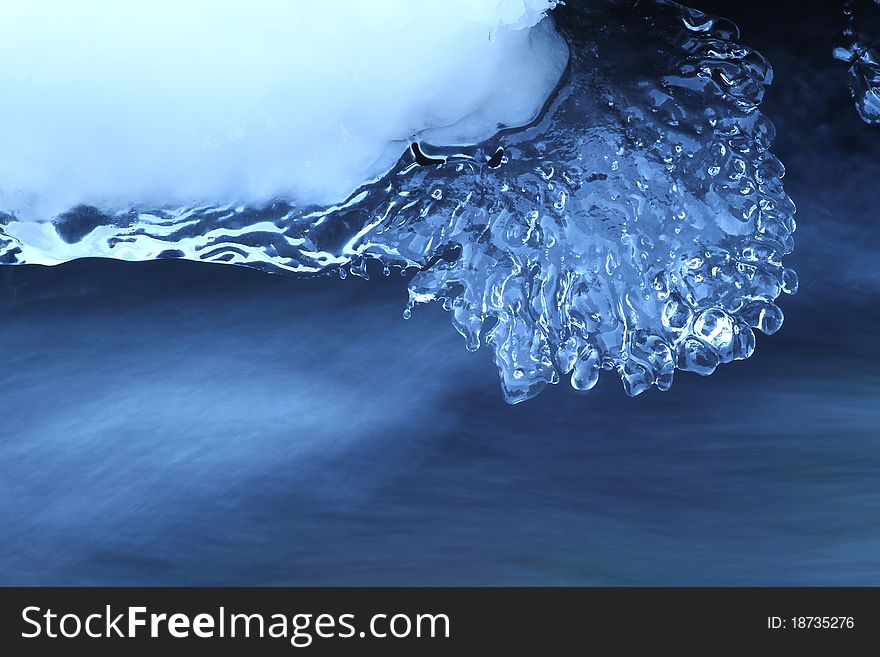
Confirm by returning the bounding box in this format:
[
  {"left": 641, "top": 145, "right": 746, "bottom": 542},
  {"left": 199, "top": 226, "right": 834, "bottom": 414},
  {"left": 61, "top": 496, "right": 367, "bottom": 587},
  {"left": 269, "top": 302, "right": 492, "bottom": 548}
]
[
  {"left": 835, "top": 0, "right": 880, "bottom": 123},
  {"left": 0, "top": 0, "right": 797, "bottom": 404}
]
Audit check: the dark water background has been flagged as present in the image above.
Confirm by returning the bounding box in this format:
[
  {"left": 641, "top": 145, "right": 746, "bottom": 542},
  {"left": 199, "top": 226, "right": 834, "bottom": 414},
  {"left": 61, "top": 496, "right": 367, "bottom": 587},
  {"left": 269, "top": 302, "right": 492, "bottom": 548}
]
[{"left": 1, "top": 0, "right": 878, "bottom": 585}]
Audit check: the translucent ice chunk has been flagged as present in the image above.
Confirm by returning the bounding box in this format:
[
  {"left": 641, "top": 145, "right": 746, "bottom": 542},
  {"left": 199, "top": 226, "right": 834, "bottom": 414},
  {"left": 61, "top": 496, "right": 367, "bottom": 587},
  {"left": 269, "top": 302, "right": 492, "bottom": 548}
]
[
  {"left": 0, "top": 0, "right": 797, "bottom": 404},
  {"left": 836, "top": 0, "right": 880, "bottom": 123}
]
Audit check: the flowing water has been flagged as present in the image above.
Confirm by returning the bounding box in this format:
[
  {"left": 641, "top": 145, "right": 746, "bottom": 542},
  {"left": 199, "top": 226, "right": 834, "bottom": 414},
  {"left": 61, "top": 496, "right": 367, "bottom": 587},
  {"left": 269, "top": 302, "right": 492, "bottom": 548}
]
[{"left": 1, "top": 0, "right": 878, "bottom": 584}]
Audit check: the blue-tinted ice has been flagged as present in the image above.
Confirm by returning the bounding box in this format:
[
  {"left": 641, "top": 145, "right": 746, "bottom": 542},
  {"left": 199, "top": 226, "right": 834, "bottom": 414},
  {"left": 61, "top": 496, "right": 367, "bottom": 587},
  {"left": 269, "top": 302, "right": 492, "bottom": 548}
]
[
  {"left": 0, "top": 0, "right": 797, "bottom": 403},
  {"left": 835, "top": 0, "right": 880, "bottom": 123}
]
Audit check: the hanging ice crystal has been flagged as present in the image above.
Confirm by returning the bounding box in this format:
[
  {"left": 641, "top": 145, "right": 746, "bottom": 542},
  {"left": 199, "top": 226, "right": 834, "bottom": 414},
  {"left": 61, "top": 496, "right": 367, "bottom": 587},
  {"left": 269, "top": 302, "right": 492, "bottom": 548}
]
[
  {"left": 0, "top": 0, "right": 797, "bottom": 404},
  {"left": 835, "top": 0, "right": 880, "bottom": 123}
]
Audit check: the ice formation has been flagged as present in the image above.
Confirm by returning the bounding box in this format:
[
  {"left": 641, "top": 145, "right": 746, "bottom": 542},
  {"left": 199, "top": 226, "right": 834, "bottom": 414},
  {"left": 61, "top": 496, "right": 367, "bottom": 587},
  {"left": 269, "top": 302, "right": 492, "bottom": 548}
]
[
  {"left": 835, "top": 0, "right": 880, "bottom": 123},
  {"left": 0, "top": 0, "right": 798, "bottom": 403},
  {"left": 0, "top": 0, "right": 566, "bottom": 219}
]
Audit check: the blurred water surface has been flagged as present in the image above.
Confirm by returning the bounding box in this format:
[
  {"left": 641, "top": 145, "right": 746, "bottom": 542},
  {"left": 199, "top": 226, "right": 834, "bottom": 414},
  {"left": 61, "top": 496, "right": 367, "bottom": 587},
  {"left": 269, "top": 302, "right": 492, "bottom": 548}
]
[{"left": 1, "top": 1, "right": 879, "bottom": 585}]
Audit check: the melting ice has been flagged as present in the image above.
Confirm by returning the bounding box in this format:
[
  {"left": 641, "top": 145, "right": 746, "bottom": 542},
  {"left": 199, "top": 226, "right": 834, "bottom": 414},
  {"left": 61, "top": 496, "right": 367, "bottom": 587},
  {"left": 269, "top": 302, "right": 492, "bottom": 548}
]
[
  {"left": 0, "top": 0, "right": 798, "bottom": 404},
  {"left": 835, "top": 0, "right": 880, "bottom": 123},
  {"left": 0, "top": 0, "right": 566, "bottom": 217}
]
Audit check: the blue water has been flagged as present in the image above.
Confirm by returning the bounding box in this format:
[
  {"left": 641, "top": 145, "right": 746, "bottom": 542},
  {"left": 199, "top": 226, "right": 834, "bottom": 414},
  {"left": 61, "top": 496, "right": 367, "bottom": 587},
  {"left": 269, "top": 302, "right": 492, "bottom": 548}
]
[{"left": 1, "top": 0, "right": 879, "bottom": 585}]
